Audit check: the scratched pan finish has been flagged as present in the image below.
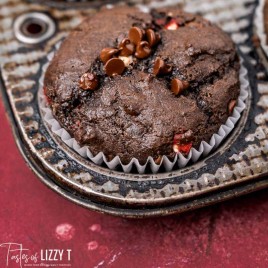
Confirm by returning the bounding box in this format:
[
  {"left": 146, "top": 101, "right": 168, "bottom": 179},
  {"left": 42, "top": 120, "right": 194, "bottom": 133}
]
[{"left": 1, "top": 0, "right": 268, "bottom": 217}]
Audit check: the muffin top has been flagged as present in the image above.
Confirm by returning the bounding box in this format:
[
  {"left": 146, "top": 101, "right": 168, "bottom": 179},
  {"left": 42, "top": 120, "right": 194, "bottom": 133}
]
[{"left": 44, "top": 6, "right": 240, "bottom": 164}]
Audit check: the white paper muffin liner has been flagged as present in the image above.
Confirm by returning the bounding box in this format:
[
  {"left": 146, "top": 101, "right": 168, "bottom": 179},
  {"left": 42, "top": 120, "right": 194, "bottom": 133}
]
[
  {"left": 39, "top": 44, "right": 249, "bottom": 174},
  {"left": 255, "top": 0, "right": 268, "bottom": 56}
]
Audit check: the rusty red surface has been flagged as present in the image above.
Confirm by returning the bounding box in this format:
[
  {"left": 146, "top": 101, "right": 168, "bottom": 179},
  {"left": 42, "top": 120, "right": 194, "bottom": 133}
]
[{"left": 0, "top": 98, "right": 268, "bottom": 268}]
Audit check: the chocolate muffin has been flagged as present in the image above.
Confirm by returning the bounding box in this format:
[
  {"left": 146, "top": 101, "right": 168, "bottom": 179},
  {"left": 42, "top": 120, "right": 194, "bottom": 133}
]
[{"left": 44, "top": 6, "right": 240, "bottom": 165}]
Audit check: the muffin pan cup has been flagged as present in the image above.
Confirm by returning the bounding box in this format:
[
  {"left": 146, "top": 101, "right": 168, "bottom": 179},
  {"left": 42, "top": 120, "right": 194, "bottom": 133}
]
[{"left": 0, "top": 0, "right": 268, "bottom": 217}]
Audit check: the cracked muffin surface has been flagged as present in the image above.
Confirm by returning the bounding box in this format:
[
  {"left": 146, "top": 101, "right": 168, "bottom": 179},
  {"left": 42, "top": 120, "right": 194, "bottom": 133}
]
[{"left": 44, "top": 6, "right": 240, "bottom": 164}]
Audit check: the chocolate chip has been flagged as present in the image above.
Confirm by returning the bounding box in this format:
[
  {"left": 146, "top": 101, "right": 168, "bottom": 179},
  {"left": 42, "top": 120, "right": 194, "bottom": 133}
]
[
  {"left": 171, "top": 78, "right": 189, "bottom": 95},
  {"left": 153, "top": 57, "right": 172, "bottom": 75},
  {"left": 79, "top": 73, "right": 98, "bottom": 90},
  {"left": 119, "top": 38, "right": 135, "bottom": 56},
  {"left": 146, "top": 29, "right": 160, "bottom": 47},
  {"left": 228, "top": 99, "right": 237, "bottom": 115},
  {"left": 104, "top": 58, "right": 125, "bottom": 76},
  {"left": 129, "top": 26, "right": 144, "bottom": 45},
  {"left": 100, "top": 47, "right": 119, "bottom": 63},
  {"left": 135, "top": 41, "right": 151, "bottom": 59}
]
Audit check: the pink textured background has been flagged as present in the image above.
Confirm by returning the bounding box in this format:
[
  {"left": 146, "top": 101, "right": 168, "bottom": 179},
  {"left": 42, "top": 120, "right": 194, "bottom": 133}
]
[{"left": 0, "top": 98, "right": 268, "bottom": 268}]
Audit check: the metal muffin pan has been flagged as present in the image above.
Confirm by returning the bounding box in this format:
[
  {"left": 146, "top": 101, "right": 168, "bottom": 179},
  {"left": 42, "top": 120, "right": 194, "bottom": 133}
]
[{"left": 0, "top": 0, "right": 268, "bottom": 217}]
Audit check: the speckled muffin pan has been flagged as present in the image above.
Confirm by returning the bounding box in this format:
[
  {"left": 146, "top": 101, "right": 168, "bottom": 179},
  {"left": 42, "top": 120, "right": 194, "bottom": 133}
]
[{"left": 0, "top": 0, "right": 268, "bottom": 217}]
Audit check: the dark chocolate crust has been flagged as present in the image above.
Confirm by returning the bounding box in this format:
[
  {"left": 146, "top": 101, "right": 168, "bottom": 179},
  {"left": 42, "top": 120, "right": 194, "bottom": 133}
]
[{"left": 44, "top": 6, "right": 240, "bottom": 164}]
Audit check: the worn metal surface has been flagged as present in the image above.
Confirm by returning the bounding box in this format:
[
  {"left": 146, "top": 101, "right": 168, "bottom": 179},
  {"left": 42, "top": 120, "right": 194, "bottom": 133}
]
[{"left": 0, "top": 0, "right": 268, "bottom": 217}]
